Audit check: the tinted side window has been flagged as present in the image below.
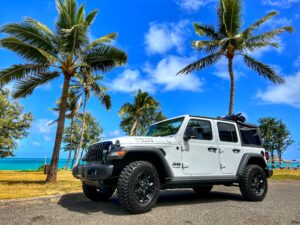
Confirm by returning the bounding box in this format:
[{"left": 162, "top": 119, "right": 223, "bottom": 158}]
[
  {"left": 186, "top": 119, "right": 213, "bottom": 140},
  {"left": 217, "top": 122, "right": 238, "bottom": 142},
  {"left": 240, "top": 127, "right": 262, "bottom": 146}
]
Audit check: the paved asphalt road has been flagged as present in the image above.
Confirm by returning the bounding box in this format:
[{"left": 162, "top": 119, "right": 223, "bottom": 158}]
[{"left": 0, "top": 180, "right": 299, "bottom": 225}]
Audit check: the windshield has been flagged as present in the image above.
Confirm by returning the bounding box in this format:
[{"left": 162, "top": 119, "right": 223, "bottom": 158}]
[{"left": 144, "top": 117, "right": 184, "bottom": 137}]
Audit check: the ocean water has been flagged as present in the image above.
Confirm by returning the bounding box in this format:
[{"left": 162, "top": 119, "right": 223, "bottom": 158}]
[{"left": 0, "top": 158, "right": 70, "bottom": 171}]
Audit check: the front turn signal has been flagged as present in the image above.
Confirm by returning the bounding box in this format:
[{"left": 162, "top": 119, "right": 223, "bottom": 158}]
[{"left": 117, "top": 150, "right": 126, "bottom": 156}]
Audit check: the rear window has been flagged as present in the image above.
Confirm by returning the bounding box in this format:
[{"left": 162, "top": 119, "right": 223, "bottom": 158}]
[
  {"left": 217, "top": 122, "right": 238, "bottom": 142},
  {"left": 239, "top": 127, "right": 262, "bottom": 146}
]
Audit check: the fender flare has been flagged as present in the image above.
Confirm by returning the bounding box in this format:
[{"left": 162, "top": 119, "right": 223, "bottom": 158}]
[
  {"left": 109, "top": 146, "right": 174, "bottom": 178},
  {"left": 236, "top": 153, "right": 270, "bottom": 177}
]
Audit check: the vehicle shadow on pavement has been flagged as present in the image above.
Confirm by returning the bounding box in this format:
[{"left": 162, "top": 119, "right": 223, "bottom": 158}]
[{"left": 58, "top": 189, "right": 243, "bottom": 215}]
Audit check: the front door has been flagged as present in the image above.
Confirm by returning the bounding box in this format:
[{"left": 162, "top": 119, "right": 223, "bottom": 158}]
[{"left": 182, "top": 118, "right": 219, "bottom": 175}]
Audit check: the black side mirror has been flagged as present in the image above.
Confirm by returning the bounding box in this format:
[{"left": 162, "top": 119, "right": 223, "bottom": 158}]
[{"left": 184, "top": 127, "right": 198, "bottom": 141}]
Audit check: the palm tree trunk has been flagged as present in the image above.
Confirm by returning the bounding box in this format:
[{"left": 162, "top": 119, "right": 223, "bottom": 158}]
[
  {"left": 130, "top": 119, "right": 138, "bottom": 136},
  {"left": 64, "top": 118, "right": 74, "bottom": 170},
  {"left": 46, "top": 74, "right": 71, "bottom": 183},
  {"left": 228, "top": 58, "right": 235, "bottom": 115},
  {"left": 73, "top": 94, "right": 88, "bottom": 168}
]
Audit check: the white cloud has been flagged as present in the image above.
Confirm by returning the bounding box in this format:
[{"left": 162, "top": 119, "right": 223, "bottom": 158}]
[
  {"left": 145, "top": 20, "right": 189, "bottom": 55},
  {"left": 109, "top": 56, "right": 203, "bottom": 93},
  {"left": 175, "top": 0, "right": 216, "bottom": 11},
  {"left": 256, "top": 72, "right": 300, "bottom": 108},
  {"left": 293, "top": 56, "right": 300, "bottom": 68},
  {"left": 32, "top": 141, "right": 41, "bottom": 147},
  {"left": 146, "top": 56, "right": 203, "bottom": 92},
  {"left": 33, "top": 119, "right": 54, "bottom": 134},
  {"left": 105, "top": 129, "right": 123, "bottom": 139},
  {"left": 110, "top": 69, "right": 155, "bottom": 93},
  {"left": 262, "top": 0, "right": 300, "bottom": 8}
]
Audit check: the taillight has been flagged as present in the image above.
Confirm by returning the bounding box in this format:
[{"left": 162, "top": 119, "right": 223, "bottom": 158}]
[{"left": 264, "top": 152, "right": 269, "bottom": 160}]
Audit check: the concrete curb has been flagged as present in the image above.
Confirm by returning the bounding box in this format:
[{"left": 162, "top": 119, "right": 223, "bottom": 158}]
[{"left": 0, "top": 192, "right": 83, "bottom": 208}]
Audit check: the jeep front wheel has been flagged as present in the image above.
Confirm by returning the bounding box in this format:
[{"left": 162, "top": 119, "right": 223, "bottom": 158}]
[
  {"left": 83, "top": 183, "right": 115, "bottom": 201},
  {"left": 117, "top": 161, "right": 160, "bottom": 214},
  {"left": 239, "top": 164, "right": 268, "bottom": 201}
]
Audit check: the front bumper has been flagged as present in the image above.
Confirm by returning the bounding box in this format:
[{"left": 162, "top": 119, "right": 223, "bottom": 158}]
[{"left": 72, "top": 164, "right": 113, "bottom": 180}]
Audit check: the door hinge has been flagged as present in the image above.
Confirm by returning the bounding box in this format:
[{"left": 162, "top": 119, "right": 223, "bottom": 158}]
[
  {"left": 220, "top": 163, "right": 226, "bottom": 169},
  {"left": 182, "top": 163, "right": 189, "bottom": 169}
]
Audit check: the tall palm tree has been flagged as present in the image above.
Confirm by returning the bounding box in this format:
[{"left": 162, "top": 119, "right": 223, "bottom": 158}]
[
  {"left": 119, "top": 90, "right": 159, "bottom": 136},
  {"left": 0, "top": 0, "right": 127, "bottom": 182},
  {"left": 71, "top": 70, "right": 111, "bottom": 167},
  {"left": 177, "top": 0, "right": 294, "bottom": 115}
]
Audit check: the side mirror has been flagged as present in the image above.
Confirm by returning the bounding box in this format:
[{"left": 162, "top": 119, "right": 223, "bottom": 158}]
[{"left": 184, "top": 127, "right": 198, "bottom": 141}]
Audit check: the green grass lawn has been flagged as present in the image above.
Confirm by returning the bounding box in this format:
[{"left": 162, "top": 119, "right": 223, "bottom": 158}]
[{"left": 0, "top": 169, "right": 299, "bottom": 200}]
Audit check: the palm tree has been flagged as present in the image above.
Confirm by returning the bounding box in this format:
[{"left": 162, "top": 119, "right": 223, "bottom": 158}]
[
  {"left": 119, "top": 90, "right": 159, "bottom": 136},
  {"left": 177, "top": 0, "right": 294, "bottom": 115},
  {"left": 71, "top": 71, "right": 111, "bottom": 167},
  {"left": 0, "top": 0, "right": 127, "bottom": 182}
]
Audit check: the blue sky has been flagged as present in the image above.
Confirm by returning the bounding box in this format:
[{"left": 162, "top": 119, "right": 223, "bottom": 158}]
[{"left": 0, "top": 0, "right": 299, "bottom": 159}]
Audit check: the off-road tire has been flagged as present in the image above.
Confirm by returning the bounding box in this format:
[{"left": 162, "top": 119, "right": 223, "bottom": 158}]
[
  {"left": 193, "top": 185, "right": 213, "bottom": 195},
  {"left": 117, "top": 161, "right": 160, "bottom": 214},
  {"left": 83, "top": 183, "right": 115, "bottom": 201},
  {"left": 239, "top": 164, "right": 268, "bottom": 201}
]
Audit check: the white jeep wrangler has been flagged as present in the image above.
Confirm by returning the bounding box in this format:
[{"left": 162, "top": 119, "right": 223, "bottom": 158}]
[{"left": 73, "top": 114, "right": 272, "bottom": 214}]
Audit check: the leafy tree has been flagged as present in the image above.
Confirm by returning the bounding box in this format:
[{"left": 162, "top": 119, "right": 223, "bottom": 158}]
[
  {"left": 71, "top": 72, "right": 111, "bottom": 167},
  {"left": 178, "top": 0, "right": 294, "bottom": 115},
  {"left": 0, "top": 88, "right": 33, "bottom": 157},
  {"left": 120, "top": 109, "right": 165, "bottom": 136},
  {"left": 63, "top": 112, "right": 103, "bottom": 166},
  {"left": 119, "top": 90, "right": 163, "bottom": 136},
  {"left": 259, "top": 117, "right": 293, "bottom": 167},
  {"left": 0, "top": 0, "right": 127, "bottom": 182},
  {"left": 274, "top": 122, "right": 293, "bottom": 165}
]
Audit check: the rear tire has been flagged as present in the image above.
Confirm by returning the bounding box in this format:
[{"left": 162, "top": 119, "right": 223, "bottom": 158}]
[
  {"left": 83, "top": 183, "right": 115, "bottom": 201},
  {"left": 193, "top": 185, "right": 213, "bottom": 195},
  {"left": 117, "top": 161, "right": 160, "bottom": 214},
  {"left": 239, "top": 164, "right": 268, "bottom": 201}
]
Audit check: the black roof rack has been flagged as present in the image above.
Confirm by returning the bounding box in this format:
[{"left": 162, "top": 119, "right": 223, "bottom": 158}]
[{"left": 218, "top": 113, "right": 246, "bottom": 123}]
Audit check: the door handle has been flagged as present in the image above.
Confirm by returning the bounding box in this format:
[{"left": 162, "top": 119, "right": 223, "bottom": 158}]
[
  {"left": 208, "top": 147, "right": 217, "bottom": 153},
  {"left": 233, "top": 149, "right": 241, "bottom": 153}
]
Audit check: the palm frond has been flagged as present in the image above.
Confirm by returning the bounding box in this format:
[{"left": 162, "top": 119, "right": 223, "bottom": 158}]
[
  {"left": 0, "top": 23, "right": 57, "bottom": 54},
  {"left": 85, "top": 9, "right": 98, "bottom": 28},
  {"left": 119, "top": 103, "right": 133, "bottom": 116},
  {"left": 192, "top": 40, "right": 221, "bottom": 53},
  {"left": 242, "top": 11, "right": 278, "bottom": 36},
  {"left": 25, "top": 17, "right": 56, "bottom": 38},
  {"left": 88, "top": 32, "right": 118, "bottom": 49},
  {"left": 243, "top": 55, "right": 284, "bottom": 84},
  {"left": 84, "top": 45, "right": 128, "bottom": 72},
  {"left": 12, "top": 71, "right": 59, "bottom": 98},
  {"left": 218, "top": 0, "right": 242, "bottom": 36},
  {"left": 244, "top": 41, "right": 279, "bottom": 52},
  {"left": 0, "top": 64, "right": 49, "bottom": 84},
  {"left": 89, "top": 80, "right": 111, "bottom": 110},
  {"left": 193, "top": 23, "right": 222, "bottom": 40},
  {"left": 248, "top": 26, "right": 294, "bottom": 43},
  {"left": 177, "top": 52, "right": 223, "bottom": 75},
  {"left": 0, "top": 37, "right": 58, "bottom": 64}
]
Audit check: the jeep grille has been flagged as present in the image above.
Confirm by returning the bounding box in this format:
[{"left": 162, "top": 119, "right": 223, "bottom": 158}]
[{"left": 83, "top": 141, "right": 112, "bottom": 164}]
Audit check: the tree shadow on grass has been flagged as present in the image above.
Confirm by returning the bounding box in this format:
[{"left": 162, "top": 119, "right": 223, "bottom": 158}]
[
  {"left": 0, "top": 180, "right": 45, "bottom": 185},
  {"left": 58, "top": 189, "right": 243, "bottom": 216}
]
